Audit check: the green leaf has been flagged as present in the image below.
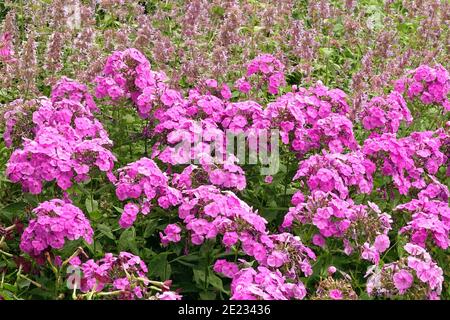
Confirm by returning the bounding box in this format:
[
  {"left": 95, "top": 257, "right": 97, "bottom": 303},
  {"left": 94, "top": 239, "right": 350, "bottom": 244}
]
[
  {"left": 260, "top": 208, "right": 279, "bottom": 223},
  {"left": 97, "top": 224, "right": 115, "bottom": 240},
  {"left": 118, "top": 227, "right": 138, "bottom": 254},
  {"left": 85, "top": 197, "right": 98, "bottom": 214},
  {"left": 193, "top": 269, "right": 206, "bottom": 287},
  {"left": 16, "top": 277, "right": 31, "bottom": 289},
  {"left": 0, "top": 289, "right": 15, "bottom": 300},
  {"left": 148, "top": 252, "right": 172, "bottom": 280},
  {"left": 143, "top": 219, "right": 159, "bottom": 238},
  {"left": 0, "top": 202, "right": 27, "bottom": 222},
  {"left": 113, "top": 206, "right": 124, "bottom": 213},
  {"left": 207, "top": 273, "right": 226, "bottom": 293},
  {"left": 319, "top": 47, "right": 334, "bottom": 57},
  {"left": 199, "top": 291, "right": 216, "bottom": 300},
  {"left": 1, "top": 283, "right": 17, "bottom": 294}
]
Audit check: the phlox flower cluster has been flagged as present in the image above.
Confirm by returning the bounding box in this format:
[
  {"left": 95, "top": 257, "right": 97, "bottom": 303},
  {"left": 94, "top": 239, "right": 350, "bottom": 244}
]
[
  {"left": 5, "top": 78, "right": 116, "bottom": 194},
  {"left": 293, "top": 151, "right": 375, "bottom": 199},
  {"left": 417, "top": 175, "right": 449, "bottom": 202},
  {"left": 151, "top": 92, "right": 264, "bottom": 176},
  {"left": 254, "top": 232, "right": 316, "bottom": 280},
  {"left": 235, "top": 54, "right": 286, "bottom": 95},
  {"left": 394, "top": 64, "right": 450, "bottom": 112},
  {"left": 160, "top": 224, "right": 182, "bottom": 246},
  {"left": 115, "top": 157, "right": 182, "bottom": 228},
  {"left": 175, "top": 185, "right": 267, "bottom": 246},
  {"left": 312, "top": 272, "right": 358, "bottom": 300},
  {"left": 220, "top": 100, "right": 267, "bottom": 134},
  {"left": 95, "top": 48, "right": 170, "bottom": 119},
  {"left": 405, "top": 130, "right": 447, "bottom": 175},
  {"left": 51, "top": 76, "right": 99, "bottom": 113},
  {"left": 365, "top": 243, "right": 444, "bottom": 299},
  {"left": 358, "top": 92, "right": 412, "bottom": 135},
  {"left": 283, "top": 190, "right": 392, "bottom": 264},
  {"left": 292, "top": 114, "right": 358, "bottom": 154},
  {"left": 199, "top": 78, "right": 233, "bottom": 101},
  {"left": 156, "top": 87, "right": 263, "bottom": 134},
  {"left": 20, "top": 199, "right": 93, "bottom": 257},
  {"left": 395, "top": 198, "right": 450, "bottom": 250},
  {"left": 264, "top": 82, "right": 350, "bottom": 154},
  {"left": 170, "top": 160, "right": 246, "bottom": 192},
  {"left": 363, "top": 130, "right": 447, "bottom": 195},
  {"left": 170, "top": 184, "right": 317, "bottom": 287},
  {"left": 69, "top": 251, "right": 182, "bottom": 300},
  {"left": 227, "top": 266, "right": 307, "bottom": 300},
  {"left": 94, "top": 51, "right": 275, "bottom": 191}
]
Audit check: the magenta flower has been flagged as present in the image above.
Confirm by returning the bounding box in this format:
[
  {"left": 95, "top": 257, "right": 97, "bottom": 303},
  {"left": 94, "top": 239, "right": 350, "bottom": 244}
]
[
  {"left": 393, "top": 270, "right": 414, "bottom": 294},
  {"left": 20, "top": 199, "right": 93, "bottom": 257},
  {"left": 329, "top": 289, "right": 343, "bottom": 300},
  {"left": 374, "top": 234, "right": 390, "bottom": 253},
  {"left": 160, "top": 224, "right": 182, "bottom": 245}
]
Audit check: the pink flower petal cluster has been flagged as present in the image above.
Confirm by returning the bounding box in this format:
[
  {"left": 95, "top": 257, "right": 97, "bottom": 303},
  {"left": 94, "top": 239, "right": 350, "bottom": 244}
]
[
  {"left": 160, "top": 223, "right": 182, "bottom": 245},
  {"left": 393, "top": 270, "right": 414, "bottom": 294},
  {"left": 359, "top": 92, "right": 412, "bottom": 135},
  {"left": 293, "top": 151, "right": 375, "bottom": 198},
  {"left": 329, "top": 289, "right": 343, "bottom": 300},
  {"left": 221, "top": 100, "right": 267, "bottom": 134},
  {"left": 5, "top": 78, "right": 116, "bottom": 194},
  {"left": 8, "top": 129, "right": 115, "bottom": 194},
  {"left": 363, "top": 131, "right": 447, "bottom": 195},
  {"left": 417, "top": 176, "right": 449, "bottom": 202},
  {"left": 366, "top": 243, "right": 444, "bottom": 299},
  {"left": 394, "top": 64, "right": 450, "bottom": 111},
  {"left": 291, "top": 114, "right": 358, "bottom": 154},
  {"left": 177, "top": 186, "right": 316, "bottom": 283},
  {"left": 395, "top": 198, "right": 450, "bottom": 250},
  {"left": 228, "top": 266, "right": 307, "bottom": 300},
  {"left": 157, "top": 120, "right": 217, "bottom": 162},
  {"left": 156, "top": 120, "right": 247, "bottom": 190},
  {"left": 265, "top": 82, "right": 349, "bottom": 152},
  {"left": 256, "top": 233, "right": 316, "bottom": 279},
  {"left": 201, "top": 78, "right": 232, "bottom": 100},
  {"left": 115, "top": 157, "right": 182, "bottom": 228},
  {"left": 95, "top": 48, "right": 169, "bottom": 118},
  {"left": 177, "top": 185, "right": 267, "bottom": 246},
  {"left": 236, "top": 54, "right": 286, "bottom": 95},
  {"left": 171, "top": 160, "right": 246, "bottom": 192},
  {"left": 213, "top": 259, "right": 240, "bottom": 278},
  {"left": 283, "top": 191, "right": 392, "bottom": 264},
  {"left": 20, "top": 199, "right": 93, "bottom": 257},
  {"left": 70, "top": 251, "right": 180, "bottom": 300},
  {"left": 51, "top": 76, "right": 99, "bottom": 113}
]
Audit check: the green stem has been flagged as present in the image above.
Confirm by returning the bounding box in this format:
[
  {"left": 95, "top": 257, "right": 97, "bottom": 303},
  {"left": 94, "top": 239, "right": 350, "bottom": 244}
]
[{"left": 0, "top": 249, "right": 13, "bottom": 257}]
